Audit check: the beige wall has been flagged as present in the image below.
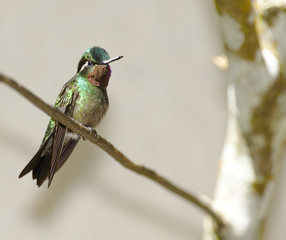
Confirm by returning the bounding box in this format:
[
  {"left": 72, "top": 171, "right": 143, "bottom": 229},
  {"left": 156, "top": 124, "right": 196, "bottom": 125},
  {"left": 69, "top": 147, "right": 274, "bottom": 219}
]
[{"left": 0, "top": 0, "right": 284, "bottom": 239}]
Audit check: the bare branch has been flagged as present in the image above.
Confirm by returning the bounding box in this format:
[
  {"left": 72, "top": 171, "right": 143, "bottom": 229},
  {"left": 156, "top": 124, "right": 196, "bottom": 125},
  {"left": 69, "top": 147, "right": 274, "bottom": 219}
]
[{"left": 0, "top": 73, "right": 225, "bottom": 227}]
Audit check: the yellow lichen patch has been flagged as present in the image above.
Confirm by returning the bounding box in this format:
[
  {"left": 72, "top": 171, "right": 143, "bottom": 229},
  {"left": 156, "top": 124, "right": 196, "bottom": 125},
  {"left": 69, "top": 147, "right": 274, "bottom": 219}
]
[
  {"left": 251, "top": 181, "right": 266, "bottom": 196},
  {"left": 251, "top": 174, "right": 274, "bottom": 196},
  {"left": 215, "top": 0, "right": 259, "bottom": 61},
  {"left": 247, "top": 73, "right": 286, "bottom": 195},
  {"left": 215, "top": 0, "right": 252, "bottom": 20},
  {"left": 235, "top": 23, "right": 259, "bottom": 61},
  {"left": 263, "top": 7, "right": 283, "bottom": 26}
]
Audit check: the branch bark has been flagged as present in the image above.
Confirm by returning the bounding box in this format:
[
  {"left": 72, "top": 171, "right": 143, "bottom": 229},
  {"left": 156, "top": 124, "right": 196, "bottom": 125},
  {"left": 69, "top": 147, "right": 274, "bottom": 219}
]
[{"left": 0, "top": 73, "right": 224, "bottom": 228}]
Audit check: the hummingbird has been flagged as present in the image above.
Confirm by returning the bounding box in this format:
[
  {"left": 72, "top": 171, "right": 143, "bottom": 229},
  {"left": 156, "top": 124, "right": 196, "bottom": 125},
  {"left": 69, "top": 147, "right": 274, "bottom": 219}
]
[{"left": 19, "top": 46, "right": 123, "bottom": 187}]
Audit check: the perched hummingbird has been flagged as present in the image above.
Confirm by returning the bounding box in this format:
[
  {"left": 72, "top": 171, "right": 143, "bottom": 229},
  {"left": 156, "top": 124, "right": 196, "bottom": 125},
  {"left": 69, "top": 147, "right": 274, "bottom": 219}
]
[{"left": 19, "top": 46, "right": 123, "bottom": 187}]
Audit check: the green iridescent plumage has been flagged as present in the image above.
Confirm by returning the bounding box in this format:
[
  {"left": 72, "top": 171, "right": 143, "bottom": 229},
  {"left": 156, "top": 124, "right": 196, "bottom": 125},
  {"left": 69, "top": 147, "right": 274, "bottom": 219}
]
[
  {"left": 42, "top": 82, "right": 77, "bottom": 143},
  {"left": 19, "top": 46, "right": 123, "bottom": 187}
]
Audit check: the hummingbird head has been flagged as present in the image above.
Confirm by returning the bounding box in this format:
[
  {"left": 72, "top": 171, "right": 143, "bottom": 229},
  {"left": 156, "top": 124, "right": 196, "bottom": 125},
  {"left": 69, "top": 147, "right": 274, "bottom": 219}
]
[{"left": 77, "top": 46, "right": 123, "bottom": 88}]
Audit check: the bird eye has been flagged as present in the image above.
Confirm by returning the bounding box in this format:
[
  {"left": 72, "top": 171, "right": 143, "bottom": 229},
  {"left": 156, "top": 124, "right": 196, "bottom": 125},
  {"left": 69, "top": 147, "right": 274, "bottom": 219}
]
[{"left": 88, "top": 61, "right": 94, "bottom": 66}]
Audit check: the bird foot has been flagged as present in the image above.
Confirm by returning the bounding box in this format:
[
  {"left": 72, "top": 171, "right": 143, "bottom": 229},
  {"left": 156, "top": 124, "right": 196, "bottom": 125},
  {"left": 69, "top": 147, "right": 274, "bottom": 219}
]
[{"left": 83, "top": 127, "right": 97, "bottom": 140}]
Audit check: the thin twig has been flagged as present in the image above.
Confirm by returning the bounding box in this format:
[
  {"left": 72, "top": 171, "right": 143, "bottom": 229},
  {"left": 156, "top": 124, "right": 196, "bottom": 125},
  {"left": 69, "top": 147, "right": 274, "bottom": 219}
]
[{"left": 0, "top": 73, "right": 225, "bottom": 227}]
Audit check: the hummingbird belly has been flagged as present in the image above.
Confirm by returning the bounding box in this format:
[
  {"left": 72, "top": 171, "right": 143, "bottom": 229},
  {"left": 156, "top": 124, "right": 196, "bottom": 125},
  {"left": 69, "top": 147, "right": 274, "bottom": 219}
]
[{"left": 72, "top": 87, "right": 109, "bottom": 128}]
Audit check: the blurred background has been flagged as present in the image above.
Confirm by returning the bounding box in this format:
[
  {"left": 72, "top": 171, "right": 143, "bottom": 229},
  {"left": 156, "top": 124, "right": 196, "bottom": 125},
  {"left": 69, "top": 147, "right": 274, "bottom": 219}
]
[{"left": 0, "top": 0, "right": 284, "bottom": 239}]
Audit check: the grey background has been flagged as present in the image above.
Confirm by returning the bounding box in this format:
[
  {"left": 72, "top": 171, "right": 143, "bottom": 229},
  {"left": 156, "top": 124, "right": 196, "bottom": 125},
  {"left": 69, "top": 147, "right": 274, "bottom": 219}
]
[{"left": 0, "top": 0, "right": 285, "bottom": 239}]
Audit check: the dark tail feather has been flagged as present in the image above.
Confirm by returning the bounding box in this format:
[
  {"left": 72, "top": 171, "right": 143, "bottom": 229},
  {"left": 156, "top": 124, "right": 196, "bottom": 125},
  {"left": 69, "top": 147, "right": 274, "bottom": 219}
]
[
  {"left": 19, "top": 135, "right": 80, "bottom": 187},
  {"left": 32, "top": 155, "right": 51, "bottom": 187},
  {"left": 56, "top": 138, "right": 80, "bottom": 171},
  {"left": 19, "top": 134, "right": 52, "bottom": 179}
]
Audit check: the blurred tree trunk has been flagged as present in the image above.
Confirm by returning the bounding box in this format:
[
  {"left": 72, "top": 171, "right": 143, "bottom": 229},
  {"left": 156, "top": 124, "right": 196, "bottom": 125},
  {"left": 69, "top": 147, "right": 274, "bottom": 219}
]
[{"left": 203, "top": 0, "right": 286, "bottom": 239}]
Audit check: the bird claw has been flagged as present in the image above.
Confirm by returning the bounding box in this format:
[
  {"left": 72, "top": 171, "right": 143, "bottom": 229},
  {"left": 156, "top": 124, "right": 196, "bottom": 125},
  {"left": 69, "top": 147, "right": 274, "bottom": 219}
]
[
  {"left": 89, "top": 128, "right": 97, "bottom": 136},
  {"left": 83, "top": 127, "right": 97, "bottom": 140}
]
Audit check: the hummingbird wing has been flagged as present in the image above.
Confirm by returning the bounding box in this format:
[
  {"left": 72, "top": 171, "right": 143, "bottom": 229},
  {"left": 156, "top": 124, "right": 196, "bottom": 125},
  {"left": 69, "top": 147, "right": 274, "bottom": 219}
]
[
  {"left": 19, "top": 79, "right": 80, "bottom": 187},
  {"left": 48, "top": 121, "right": 67, "bottom": 186},
  {"left": 48, "top": 83, "right": 80, "bottom": 187},
  {"left": 55, "top": 137, "right": 80, "bottom": 171}
]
